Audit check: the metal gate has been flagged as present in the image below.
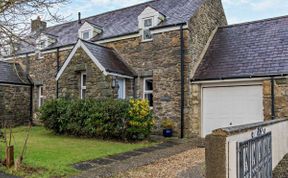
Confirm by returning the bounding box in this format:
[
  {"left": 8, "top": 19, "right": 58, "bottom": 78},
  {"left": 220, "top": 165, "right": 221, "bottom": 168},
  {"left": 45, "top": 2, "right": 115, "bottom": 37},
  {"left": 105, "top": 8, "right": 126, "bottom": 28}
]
[{"left": 238, "top": 128, "right": 272, "bottom": 178}]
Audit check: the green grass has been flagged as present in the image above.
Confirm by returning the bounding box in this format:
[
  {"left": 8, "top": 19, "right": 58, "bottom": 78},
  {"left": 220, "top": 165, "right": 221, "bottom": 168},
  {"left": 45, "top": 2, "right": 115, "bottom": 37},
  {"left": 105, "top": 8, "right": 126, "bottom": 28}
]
[{"left": 0, "top": 126, "right": 152, "bottom": 178}]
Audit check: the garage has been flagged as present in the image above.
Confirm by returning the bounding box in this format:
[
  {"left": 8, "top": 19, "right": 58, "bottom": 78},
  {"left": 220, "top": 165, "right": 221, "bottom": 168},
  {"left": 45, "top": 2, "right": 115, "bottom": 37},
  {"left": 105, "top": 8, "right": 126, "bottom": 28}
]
[{"left": 202, "top": 84, "right": 264, "bottom": 137}]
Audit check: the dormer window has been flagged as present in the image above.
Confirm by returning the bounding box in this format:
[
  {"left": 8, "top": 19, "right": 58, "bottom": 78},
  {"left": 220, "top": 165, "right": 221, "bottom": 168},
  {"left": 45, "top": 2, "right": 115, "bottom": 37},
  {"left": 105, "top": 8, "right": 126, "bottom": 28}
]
[
  {"left": 138, "top": 6, "right": 165, "bottom": 42},
  {"left": 81, "top": 30, "right": 91, "bottom": 40},
  {"left": 36, "top": 33, "right": 57, "bottom": 50},
  {"left": 143, "top": 17, "right": 153, "bottom": 41},
  {"left": 39, "top": 40, "right": 46, "bottom": 49},
  {"left": 144, "top": 18, "right": 153, "bottom": 27},
  {"left": 78, "top": 22, "right": 102, "bottom": 40}
]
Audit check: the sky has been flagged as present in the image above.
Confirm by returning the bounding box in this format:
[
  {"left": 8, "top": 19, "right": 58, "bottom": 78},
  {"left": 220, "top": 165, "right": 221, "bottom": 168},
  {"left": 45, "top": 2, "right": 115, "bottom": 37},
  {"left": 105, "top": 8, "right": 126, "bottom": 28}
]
[{"left": 50, "top": 0, "right": 288, "bottom": 25}]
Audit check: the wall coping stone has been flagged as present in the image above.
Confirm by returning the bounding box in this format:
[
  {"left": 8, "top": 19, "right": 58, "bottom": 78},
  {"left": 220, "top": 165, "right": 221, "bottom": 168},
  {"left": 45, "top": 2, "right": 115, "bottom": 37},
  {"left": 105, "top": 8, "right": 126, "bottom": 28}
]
[{"left": 211, "top": 118, "right": 288, "bottom": 137}]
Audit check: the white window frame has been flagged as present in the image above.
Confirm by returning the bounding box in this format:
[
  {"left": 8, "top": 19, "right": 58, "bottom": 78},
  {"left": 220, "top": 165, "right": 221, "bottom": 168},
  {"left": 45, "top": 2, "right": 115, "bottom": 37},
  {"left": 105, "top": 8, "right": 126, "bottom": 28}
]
[
  {"left": 143, "top": 78, "right": 153, "bottom": 107},
  {"left": 36, "top": 50, "right": 43, "bottom": 59},
  {"left": 38, "top": 86, "right": 44, "bottom": 107},
  {"left": 142, "top": 17, "right": 154, "bottom": 42},
  {"left": 117, "top": 78, "right": 126, "bottom": 99},
  {"left": 81, "top": 30, "right": 92, "bottom": 40},
  {"left": 80, "top": 72, "right": 87, "bottom": 99}
]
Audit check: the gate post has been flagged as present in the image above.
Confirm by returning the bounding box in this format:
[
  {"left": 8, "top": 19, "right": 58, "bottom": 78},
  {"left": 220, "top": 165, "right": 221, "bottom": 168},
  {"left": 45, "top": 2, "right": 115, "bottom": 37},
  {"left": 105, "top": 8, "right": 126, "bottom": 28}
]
[{"left": 206, "top": 134, "right": 227, "bottom": 178}]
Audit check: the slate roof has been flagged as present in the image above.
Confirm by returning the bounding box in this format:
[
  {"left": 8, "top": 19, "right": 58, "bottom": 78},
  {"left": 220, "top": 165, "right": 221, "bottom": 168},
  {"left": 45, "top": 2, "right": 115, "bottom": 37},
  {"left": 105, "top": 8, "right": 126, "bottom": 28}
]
[
  {"left": 17, "top": 0, "right": 205, "bottom": 54},
  {"left": 81, "top": 40, "right": 135, "bottom": 76},
  {"left": 193, "top": 15, "right": 288, "bottom": 81},
  {"left": 0, "top": 61, "right": 31, "bottom": 85}
]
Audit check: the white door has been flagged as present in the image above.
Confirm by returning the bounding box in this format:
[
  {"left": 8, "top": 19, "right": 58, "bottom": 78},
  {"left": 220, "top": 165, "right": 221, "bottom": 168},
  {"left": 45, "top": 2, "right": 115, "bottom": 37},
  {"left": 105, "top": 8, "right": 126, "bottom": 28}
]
[
  {"left": 117, "top": 79, "right": 126, "bottom": 99},
  {"left": 202, "top": 85, "right": 263, "bottom": 137}
]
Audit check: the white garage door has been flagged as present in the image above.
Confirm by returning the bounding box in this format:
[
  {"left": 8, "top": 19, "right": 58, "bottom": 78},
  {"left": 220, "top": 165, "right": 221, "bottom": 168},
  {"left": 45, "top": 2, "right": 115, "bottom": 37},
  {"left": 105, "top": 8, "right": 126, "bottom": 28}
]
[{"left": 202, "top": 85, "right": 263, "bottom": 137}]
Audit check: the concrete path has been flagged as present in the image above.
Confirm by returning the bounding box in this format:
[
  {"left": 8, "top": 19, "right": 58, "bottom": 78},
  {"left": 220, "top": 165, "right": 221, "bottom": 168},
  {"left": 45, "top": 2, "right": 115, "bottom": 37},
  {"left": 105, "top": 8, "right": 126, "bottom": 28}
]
[{"left": 72, "top": 138, "right": 205, "bottom": 178}]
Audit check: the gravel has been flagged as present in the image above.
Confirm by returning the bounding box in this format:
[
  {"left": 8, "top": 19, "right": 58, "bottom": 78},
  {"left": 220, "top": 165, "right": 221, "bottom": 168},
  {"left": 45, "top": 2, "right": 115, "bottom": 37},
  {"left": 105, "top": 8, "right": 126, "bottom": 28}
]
[
  {"left": 72, "top": 138, "right": 205, "bottom": 178},
  {"left": 115, "top": 148, "right": 205, "bottom": 178}
]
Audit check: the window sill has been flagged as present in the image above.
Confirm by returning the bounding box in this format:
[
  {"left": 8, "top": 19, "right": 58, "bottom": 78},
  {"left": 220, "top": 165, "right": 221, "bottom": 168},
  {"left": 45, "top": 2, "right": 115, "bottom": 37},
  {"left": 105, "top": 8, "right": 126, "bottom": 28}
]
[{"left": 141, "top": 39, "right": 153, "bottom": 43}]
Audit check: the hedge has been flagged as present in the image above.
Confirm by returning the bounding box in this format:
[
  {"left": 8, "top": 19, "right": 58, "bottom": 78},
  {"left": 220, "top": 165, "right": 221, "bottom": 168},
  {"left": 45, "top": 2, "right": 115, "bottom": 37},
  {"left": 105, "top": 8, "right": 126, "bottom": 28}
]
[{"left": 39, "top": 98, "right": 154, "bottom": 141}]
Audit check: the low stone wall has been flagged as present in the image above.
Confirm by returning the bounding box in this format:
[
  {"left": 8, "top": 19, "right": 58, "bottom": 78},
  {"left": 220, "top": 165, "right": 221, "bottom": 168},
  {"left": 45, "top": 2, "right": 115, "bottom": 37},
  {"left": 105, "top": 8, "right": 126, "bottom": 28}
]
[
  {"left": 206, "top": 118, "right": 288, "bottom": 178},
  {"left": 0, "top": 84, "right": 31, "bottom": 127}
]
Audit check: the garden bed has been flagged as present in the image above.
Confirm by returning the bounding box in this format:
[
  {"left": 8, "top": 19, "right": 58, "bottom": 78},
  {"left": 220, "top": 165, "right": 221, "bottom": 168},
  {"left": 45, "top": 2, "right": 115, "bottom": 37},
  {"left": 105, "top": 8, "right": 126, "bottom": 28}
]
[{"left": 0, "top": 126, "right": 152, "bottom": 178}]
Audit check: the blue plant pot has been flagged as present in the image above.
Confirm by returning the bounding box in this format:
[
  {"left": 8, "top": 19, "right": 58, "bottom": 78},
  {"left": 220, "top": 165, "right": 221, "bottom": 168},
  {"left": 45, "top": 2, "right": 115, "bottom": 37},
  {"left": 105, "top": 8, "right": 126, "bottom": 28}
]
[{"left": 163, "top": 129, "right": 173, "bottom": 137}]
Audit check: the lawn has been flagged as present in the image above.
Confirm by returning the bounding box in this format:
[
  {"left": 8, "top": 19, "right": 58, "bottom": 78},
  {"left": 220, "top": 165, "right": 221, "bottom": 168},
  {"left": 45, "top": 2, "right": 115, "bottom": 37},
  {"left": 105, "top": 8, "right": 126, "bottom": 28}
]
[{"left": 0, "top": 126, "right": 152, "bottom": 178}]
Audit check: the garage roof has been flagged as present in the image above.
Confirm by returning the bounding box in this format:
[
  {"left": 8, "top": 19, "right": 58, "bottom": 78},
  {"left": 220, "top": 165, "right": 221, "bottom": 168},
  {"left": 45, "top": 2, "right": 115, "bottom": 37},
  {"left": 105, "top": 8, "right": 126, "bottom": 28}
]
[
  {"left": 193, "top": 15, "right": 288, "bottom": 81},
  {"left": 0, "top": 61, "right": 31, "bottom": 85}
]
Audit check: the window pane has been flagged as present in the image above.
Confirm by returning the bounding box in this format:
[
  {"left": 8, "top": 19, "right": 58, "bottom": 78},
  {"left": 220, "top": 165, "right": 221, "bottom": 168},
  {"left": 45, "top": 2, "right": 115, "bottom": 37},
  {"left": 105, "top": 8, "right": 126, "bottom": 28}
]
[
  {"left": 145, "top": 93, "right": 153, "bottom": 107},
  {"left": 143, "top": 29, "right": 152, "bottom": 40},
  {"left": 82, "top": 89, "right": 86, "bottom": 99},
  {"left": 145, "top": 79, "right": 153, "bottom": 91},
  {"left": 117, "top": 79, "right": 125, "bottom": 99},
  {"left": 82, "top": 74, "right": 86, "bottom": 87},
  {"left": 40, "top": 86, "right": 43, "bottom": 95},
  {"left": 144, "top": 19, "right": 152, "bottom": 27},
  {"left": 82, "top": 31, "right": 90, "bottom": 40},
  {"left": 40, "top": 98, "right": 44, "bottom": 107}
]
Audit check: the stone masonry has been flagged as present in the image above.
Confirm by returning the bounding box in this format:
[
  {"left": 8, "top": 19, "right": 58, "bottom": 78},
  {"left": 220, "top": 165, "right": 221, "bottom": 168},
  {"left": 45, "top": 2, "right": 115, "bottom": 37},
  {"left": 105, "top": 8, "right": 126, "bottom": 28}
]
[
  {"left": 58, "top": 48, "right": 133, "bottom": 99},
  {"left": 0, "top": 85, "right": 31, "bottom": 126}
]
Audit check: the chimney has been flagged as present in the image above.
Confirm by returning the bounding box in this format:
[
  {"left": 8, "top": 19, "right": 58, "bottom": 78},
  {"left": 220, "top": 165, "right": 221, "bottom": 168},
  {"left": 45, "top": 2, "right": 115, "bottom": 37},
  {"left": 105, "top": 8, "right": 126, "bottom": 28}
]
[
  {"left": 31, "top": 16, "right": 47, "bottom": 33},
  {"left": 78, "top": 12, "right": 81, "bottom": 24}
]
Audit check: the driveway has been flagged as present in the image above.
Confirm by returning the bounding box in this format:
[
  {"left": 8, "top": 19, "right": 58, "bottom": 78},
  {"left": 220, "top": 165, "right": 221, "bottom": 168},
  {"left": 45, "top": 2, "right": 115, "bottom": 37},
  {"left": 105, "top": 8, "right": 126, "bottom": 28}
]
[
  {"left": 115, "top": 148, "right": 205, "bottom": 178},
  {"left": 72, "top": 138, "right": 205, "bottom": 178}
]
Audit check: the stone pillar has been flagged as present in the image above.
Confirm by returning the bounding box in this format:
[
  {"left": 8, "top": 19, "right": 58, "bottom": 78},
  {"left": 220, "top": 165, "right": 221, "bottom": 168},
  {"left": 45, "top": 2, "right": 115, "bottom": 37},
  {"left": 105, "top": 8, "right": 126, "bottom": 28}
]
[{"left": 205, "top": 134, "right": 227, "bottom": 178}]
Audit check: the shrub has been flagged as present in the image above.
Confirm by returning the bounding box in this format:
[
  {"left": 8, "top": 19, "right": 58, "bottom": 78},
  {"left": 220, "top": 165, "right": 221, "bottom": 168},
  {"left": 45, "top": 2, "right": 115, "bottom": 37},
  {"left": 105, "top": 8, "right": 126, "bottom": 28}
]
[
  {"left": 127, "top": 99, "right": 154, "bottom": 140},
  {"left": 39, "top": 98, "right": 154, "bottom": 141},
  {"left": 161, "top": 118, "right": 175, "bottom": 129}
]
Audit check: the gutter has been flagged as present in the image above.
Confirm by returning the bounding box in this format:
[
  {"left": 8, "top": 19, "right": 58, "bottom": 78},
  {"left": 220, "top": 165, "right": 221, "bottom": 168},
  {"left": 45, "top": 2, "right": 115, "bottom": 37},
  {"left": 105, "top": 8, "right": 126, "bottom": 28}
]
[
  {"left": 180, "top": 24, "right": 185, "bottom": 139},
  {"left": 271, "top": 77, "right": 275, "bottom": 120},
  {"left": 0, "top": 81, "right": 32, "bottom": 86},
  {"left": 191, "top": 74, "right": 288, "bottom": 83},
  {"left": 56, "top": 48, "right": 60, "bottom": 98}
]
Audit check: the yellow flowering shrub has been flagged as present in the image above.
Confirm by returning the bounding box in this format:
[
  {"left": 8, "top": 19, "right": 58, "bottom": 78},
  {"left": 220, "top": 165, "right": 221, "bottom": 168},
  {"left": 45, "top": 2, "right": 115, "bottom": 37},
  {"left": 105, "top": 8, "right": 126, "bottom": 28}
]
[{"left": 127, "top": 99, "right": 154, "bottom": 140}]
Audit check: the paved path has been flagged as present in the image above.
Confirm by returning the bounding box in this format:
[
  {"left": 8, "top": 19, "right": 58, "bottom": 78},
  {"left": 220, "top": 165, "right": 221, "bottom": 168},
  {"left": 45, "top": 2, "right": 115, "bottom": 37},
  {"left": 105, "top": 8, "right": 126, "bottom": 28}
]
[{"left": 72, "top": 138, "right": 205, "bottom": 178}]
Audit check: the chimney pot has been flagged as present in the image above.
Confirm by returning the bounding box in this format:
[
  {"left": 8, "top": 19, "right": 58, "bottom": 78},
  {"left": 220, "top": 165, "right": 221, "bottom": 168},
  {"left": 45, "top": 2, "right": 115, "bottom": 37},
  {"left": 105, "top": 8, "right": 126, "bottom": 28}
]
[{"left": 78, "top": 12, "right": 81, "bottom": 24}]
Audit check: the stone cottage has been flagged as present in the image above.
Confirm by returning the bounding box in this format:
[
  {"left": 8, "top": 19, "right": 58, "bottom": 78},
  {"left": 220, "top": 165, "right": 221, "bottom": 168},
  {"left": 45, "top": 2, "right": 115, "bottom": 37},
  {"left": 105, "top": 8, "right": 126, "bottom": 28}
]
[
  {"left": 2, "top": 0, "right": 227, "bottom": 137},
  {"left": 0, "top": 61, "right": 32, "bottom": 126},
  {"left": 1, "top": 0, "right": 288, "bottom": 138}
]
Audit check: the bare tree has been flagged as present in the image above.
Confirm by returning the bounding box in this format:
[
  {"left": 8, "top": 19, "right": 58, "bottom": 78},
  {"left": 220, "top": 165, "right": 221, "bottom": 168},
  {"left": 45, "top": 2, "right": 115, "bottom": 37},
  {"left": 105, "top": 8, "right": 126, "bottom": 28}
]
[{"left": 0, "top": 0, "right": 70, "bottom": 56}]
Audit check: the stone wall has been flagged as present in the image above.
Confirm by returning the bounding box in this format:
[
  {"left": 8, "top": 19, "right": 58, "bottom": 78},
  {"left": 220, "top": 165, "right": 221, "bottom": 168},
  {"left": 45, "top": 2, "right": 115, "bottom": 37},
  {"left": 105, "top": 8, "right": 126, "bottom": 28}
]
[
  {"left": 186, "top": 0, "right": 227, "bottom": 137},
  {"left": 17, "top": 50, "right": 70, "bottom": 111},
  {"left": 104, "top": 30, "right": 188, "bottom": 134},
  {"left": 263, "top": 78, "right": 288, "bottom": 120},
  {"left": 58, "top": 48, "right": 133, "bottom": 99},
  {"left": 0, "top": 84, "right": 31, "bottom": 126}
]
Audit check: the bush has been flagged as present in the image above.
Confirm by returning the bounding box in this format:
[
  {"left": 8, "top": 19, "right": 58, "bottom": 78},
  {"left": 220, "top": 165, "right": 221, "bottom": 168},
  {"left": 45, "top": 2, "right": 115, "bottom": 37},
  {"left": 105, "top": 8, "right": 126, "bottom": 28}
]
[{"left": 39, "top": 98, "right": 154, "bottom": 141}]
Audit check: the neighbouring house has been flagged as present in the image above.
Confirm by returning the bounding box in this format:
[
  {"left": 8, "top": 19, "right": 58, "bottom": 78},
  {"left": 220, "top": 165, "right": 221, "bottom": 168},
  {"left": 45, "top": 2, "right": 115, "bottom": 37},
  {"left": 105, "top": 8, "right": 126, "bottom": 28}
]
[
  {"left": 0, "top": 0, "right": 287, "bottom": 138},
  {"left": 0, "top": 61, "right": 32, "bottom": 126}
]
